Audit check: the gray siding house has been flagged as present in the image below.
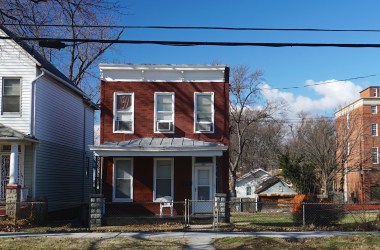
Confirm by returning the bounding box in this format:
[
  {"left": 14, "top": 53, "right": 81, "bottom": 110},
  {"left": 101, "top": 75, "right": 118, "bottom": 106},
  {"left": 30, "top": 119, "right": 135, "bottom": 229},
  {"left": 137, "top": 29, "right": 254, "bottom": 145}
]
[{"left": 0, "top": 26, "right": 96, "bottom": 212}]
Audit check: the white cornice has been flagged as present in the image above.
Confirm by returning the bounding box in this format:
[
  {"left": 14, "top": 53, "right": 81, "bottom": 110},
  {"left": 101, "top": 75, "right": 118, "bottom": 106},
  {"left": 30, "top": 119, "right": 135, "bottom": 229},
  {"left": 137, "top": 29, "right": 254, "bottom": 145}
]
[
  {"left": 99, "top": 64, "right": 228, "bottom": 82},
  {"left": 335, "top": 97, "right": 380, "bottom": 117}
]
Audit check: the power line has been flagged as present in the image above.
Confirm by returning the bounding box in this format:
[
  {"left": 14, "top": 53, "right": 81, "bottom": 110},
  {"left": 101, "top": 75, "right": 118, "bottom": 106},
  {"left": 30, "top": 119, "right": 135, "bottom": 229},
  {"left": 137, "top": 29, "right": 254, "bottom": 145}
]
[
  {"left": 4, "top": 23, "right": 380, "bottom": 33},
  {"left": 3, "top": 36, "right": 380, "bottom": 48},
  {"left": 261, "top": 75, "right": 376, "bottom": 90}
]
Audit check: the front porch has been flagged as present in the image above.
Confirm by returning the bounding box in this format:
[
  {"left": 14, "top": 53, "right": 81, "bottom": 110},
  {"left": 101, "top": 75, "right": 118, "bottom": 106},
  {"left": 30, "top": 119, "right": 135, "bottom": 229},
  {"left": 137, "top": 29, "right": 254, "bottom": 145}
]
[{"left": 0, "top": 123, "right": 38, "bottom": 218}]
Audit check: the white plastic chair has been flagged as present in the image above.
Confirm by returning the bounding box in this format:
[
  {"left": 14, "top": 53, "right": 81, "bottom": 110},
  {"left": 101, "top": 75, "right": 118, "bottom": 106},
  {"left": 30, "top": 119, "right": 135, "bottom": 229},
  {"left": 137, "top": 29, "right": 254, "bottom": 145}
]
[{"left": 157, "top": 196, "right": 173, "bottom": 217}]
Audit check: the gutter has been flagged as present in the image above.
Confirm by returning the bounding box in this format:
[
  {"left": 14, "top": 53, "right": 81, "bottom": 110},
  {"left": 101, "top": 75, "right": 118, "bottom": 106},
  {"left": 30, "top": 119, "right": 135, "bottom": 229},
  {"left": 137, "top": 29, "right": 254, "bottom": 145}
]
[{"left": 30, "top": 70, "right": 45, "bottom": 136}]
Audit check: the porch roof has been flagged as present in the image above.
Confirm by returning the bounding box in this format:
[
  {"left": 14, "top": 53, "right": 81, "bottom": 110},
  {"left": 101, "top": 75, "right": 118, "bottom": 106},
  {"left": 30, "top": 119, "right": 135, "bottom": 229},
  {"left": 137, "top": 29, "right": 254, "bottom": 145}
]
[
  {"left": 90, "top": 137, "right": 228, "bottom": 157},
  {"left": 0, "top": 123, "right": 38, "bottom": 143}
]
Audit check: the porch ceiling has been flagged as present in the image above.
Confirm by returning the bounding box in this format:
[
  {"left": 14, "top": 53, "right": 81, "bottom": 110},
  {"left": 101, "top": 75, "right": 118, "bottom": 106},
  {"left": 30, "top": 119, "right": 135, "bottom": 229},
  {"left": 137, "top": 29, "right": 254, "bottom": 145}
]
[
  {"left": 0, "top": 123, "right": 38, "bottom": 143},
  {"left": 90, "top": 137, "right": 228, "bottom": 157}
]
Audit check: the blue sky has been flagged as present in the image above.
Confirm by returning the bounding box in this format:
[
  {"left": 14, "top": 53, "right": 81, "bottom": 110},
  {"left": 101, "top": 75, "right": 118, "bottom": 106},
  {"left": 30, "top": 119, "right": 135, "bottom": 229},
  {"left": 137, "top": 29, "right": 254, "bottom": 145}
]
[{"left": 105, "top": 0, "right": 380, "bottom": 117}]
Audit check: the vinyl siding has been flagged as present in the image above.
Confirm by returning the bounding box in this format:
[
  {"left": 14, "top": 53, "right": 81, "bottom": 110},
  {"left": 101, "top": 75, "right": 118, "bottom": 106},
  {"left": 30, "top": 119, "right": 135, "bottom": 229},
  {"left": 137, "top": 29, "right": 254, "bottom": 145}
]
[
  {"left": 23, "top": 144, "right": 35, "bottom": 197},
  {"left": 0, "top": 29, "right": 36, "bottom": 134},
  {"left": 34, "top": 74, "right": 95, "bottom": 209}
]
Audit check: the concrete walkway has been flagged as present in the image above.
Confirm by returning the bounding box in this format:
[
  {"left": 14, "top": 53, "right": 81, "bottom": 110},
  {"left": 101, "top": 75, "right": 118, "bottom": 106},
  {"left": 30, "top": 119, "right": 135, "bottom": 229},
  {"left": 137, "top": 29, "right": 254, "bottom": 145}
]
[{"left": 0, "top": 231, "right": 379, "bottom": 250}]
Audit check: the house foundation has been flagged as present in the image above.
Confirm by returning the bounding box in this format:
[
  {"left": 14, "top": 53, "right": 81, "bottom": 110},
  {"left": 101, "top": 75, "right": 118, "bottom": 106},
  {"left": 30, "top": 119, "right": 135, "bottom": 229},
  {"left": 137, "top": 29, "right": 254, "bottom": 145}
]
[{"left": 6, "top": 184, "right": 21, "bottom": 218}]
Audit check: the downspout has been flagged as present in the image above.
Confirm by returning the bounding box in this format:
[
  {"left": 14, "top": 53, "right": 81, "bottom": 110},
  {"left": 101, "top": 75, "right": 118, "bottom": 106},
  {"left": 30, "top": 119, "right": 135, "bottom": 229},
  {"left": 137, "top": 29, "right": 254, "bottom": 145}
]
[{"left": 30, "top": 70, "right": 45, "bottom": 199}]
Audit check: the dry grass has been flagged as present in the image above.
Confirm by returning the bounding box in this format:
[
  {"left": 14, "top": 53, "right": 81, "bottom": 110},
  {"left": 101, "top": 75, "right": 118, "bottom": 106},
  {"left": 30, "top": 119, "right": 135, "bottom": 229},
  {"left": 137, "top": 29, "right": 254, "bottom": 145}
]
[
  {"left": 0, "top": 236, "right": 186, "bottom": 250},
  {"left": 213, "top": 234, "right": 380, "bottom": 249}
]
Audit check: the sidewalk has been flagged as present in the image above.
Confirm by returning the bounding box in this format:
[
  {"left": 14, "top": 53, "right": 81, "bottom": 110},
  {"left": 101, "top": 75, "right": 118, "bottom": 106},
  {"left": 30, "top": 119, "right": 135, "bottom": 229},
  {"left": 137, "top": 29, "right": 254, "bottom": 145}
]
[{"left": 1, "top": 231, "right": 379, "bottom": 250}]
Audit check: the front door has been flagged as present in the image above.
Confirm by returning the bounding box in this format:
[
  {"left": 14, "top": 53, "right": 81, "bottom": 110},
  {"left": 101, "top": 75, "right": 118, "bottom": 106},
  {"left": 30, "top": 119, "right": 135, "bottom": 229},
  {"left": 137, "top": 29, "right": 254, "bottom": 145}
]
[
  {"left": 0, "top": 155, "right": 10, "bottom": 200},
  {"left": 193, "top": 163, "right": 214, "bottom": 213}
]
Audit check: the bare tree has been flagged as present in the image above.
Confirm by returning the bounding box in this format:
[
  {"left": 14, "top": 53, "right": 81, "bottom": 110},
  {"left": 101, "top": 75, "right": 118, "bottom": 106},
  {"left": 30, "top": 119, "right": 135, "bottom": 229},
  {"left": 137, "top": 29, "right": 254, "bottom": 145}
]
[
  {"left": 0, "top": 0, "right": 124, "bottom": 100},
  {"left": 229, "top": 65, "right": 284, "bottom": 197}
]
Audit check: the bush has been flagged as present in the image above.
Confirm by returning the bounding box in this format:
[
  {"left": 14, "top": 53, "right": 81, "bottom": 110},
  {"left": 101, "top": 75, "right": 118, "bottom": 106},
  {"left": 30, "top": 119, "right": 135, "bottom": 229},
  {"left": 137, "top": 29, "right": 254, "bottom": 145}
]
[{"left": 292, "top": 195, "right": 344, "bottom": 226}]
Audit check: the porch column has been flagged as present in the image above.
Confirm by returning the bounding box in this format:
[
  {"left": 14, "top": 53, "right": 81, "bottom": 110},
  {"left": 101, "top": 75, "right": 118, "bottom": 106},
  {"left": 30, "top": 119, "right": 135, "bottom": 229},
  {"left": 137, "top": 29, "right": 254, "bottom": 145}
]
[{"left": 9, "top": 143, "right": 19, "bottom": 184}]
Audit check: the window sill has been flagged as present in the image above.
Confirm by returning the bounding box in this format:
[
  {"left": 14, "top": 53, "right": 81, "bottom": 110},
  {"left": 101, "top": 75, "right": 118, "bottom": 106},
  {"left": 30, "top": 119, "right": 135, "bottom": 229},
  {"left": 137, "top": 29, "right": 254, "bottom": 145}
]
[
  {"left": 112, "top": 198, "right": 133, "bottom": 202},
  {"left": 113, "top": 131, "right": 134, "bottom": 134},
  {"left": 1, "top": 114, "right": 21, "bottom": 118}
]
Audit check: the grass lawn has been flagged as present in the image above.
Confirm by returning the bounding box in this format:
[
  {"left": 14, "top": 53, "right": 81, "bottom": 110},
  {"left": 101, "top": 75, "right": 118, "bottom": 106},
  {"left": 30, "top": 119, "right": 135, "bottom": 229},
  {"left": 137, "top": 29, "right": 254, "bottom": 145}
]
[
  {"left": 0, "top": 236, "right": 186, "bottom": 250},
  {"left": 213, "top": 234, "right": 380, "bottom": 250}
]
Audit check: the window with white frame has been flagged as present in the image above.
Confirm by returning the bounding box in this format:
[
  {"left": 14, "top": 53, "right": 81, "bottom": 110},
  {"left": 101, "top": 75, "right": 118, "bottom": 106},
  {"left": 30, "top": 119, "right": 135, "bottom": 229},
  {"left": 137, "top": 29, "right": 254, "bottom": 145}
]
[
  {"left": 371, "top": 123, "right": 378, "bottom": 136},
  {"left": 372, "top": 105, "right": 378, "bottom": 114},
  {"left": 246, "top": 186, "right": 252, "bottom": 196},
  {"left": 374, "top": 88, "right": 378, "bottom": 97},
  {"left": 194, "top": 92, "right": 214, "bottom": 133},
  {"left": 372, "top": 147, "right": 379, "bottom": 164},
  {"left": 113, "top": 158, "right": 133, "bottom": 201},
  {"left": 114, "top": 93, "right": 134, "bottom": 132},
  {"left": 154, "top": 158, "right": 173, "bottom": 201},
  {"left": 154, "top": 93, "right": 174, "bottom": 132},
  {"left": 2, "top": 78, "right": 21, "bottom": 114}
]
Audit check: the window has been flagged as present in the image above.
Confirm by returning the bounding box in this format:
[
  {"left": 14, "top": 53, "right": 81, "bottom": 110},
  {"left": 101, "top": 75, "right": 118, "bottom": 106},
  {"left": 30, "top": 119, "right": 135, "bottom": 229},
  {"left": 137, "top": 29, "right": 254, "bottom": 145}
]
[
  {"left": 246, "top": 186, "right": 252, "bottom": 196},
  {"left": 370, "top": 186, "right": 380, "bottom": 202},
  {"left": 114, "top": 93, "right": 134, "bottom": 133},
  {"left": 371, "top": 123, "right": 378, "bottom": 136},
  {"left": 154, "top": 158, "right": 173, "bottom": 201},
  {"left": 2, "top": 78, "right": 20, "bottom": 114},
  {"left": 194, "top": 92, "right": 214, "bottom": 133},
  {"left": 113, "top": 158, "right": 133, "bottom": 201},
  {"left": 372, "top": 147, "right": 378, "bottom": 164},
  {"left": 374, "top": 88, "right": 378, "bottom": 97},
  {"left": 372, "top": 105, "right": 378, "bottom": 114},
  {"left": 154, "top": 93, "right": 174, "bottom": 132}
]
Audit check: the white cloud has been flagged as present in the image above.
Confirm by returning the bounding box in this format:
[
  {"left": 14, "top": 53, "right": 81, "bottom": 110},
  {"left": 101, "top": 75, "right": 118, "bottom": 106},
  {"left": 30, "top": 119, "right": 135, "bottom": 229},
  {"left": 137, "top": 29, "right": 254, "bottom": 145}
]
[{"left": 261, "top": 80, "right": 363, "bottom": 116}]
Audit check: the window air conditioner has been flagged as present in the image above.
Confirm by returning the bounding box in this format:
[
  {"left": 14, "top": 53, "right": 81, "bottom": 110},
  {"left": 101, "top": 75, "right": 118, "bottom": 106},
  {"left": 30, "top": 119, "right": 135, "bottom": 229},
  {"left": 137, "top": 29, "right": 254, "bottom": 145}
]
[
  {"left": 157, "top": 121, "right": 172, "bottom": 132},
  {"left": 197, "top": 122, "right": 212, "bottom": 132}
]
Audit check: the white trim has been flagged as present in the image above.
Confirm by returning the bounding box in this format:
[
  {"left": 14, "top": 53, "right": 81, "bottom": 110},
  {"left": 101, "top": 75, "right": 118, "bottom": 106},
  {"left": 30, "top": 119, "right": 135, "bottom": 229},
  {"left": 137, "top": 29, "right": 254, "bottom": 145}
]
[
  {"left": 154, "top": 92, "right": 175, "bottom": 133},
  {"left": 374, "top": 88, "right": 378, "bottom": 97},
  {"left": 91, "top": 149, "right": 225, "bottom": 157},
  {"left": 113, "top": 92, "right": 134, "bottom": 134},
  {"left": 153, "top": 158, "right": 174, "bottom": 202},
  {"left": 112, "top": 158, "right": 134, "bottom": 202},
  {"left": 99, "top": 64, "right": 227, "bottom": 82},
  {"left": 194, "top": 92, "right": 215, "bottom": 133}
]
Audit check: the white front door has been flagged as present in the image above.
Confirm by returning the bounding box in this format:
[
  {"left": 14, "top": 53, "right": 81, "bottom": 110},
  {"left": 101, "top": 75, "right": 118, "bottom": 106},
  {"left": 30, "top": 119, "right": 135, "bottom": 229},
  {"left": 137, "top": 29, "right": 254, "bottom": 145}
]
[
  {"left": 193, "top": 162, "right": 214, "bottom": 214},
  {"left": 0, "top": 155, "right": 10, "bottom": 200}
]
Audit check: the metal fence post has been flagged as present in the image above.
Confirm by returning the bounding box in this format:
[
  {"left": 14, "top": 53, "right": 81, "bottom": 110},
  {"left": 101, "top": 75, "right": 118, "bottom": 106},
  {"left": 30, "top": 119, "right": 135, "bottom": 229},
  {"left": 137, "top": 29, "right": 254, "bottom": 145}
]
[{"left": 302, "top": 202, "right": 306, "bottom": 226}]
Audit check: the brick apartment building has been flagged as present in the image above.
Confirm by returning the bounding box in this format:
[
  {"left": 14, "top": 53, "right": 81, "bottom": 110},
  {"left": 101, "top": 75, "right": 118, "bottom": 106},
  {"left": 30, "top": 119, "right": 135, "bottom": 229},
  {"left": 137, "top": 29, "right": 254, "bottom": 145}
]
[
  {"left": 335, "top": 86, "right": 380, "bottom": 203},
  {"left": 90, "top": 64, "right": 230, "bottom": 216}
]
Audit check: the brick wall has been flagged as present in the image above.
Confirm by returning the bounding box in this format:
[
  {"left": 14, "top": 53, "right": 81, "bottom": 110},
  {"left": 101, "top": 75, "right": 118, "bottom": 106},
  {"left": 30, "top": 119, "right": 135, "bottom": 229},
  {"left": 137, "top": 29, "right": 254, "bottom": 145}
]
[{"left": 100, "top": 81, "right": 229, "bottom": 145}]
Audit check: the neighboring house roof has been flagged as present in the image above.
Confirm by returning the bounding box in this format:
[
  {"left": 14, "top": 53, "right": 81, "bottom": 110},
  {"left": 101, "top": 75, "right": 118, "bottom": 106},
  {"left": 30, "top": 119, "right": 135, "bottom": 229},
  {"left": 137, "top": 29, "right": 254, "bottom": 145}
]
[
  {"left": 236, "top": 168, "right": 271, "bottom": 183},
  {"left": 255, "top": 176, "right": 297, "bottom": 196},
  {"left": 0, "top": 25, "right": 97, "bottom": 109},
  {"left": 90, "top": 137, "right": 228, "bottom": 157},
  {"left": 0, "top": 123, "right": 38, "bottom": 142}
]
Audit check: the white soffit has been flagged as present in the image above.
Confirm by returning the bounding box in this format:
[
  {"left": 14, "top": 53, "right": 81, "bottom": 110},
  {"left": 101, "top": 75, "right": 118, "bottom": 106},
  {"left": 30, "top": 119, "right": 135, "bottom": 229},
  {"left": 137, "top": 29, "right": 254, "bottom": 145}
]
[{"left": 99, "top": 64, "right": 227, "bottom": 82}]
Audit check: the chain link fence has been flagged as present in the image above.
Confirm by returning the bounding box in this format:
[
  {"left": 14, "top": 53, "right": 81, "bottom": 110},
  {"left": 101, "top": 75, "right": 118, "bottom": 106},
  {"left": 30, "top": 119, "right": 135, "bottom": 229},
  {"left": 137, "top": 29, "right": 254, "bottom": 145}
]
[{"left": 1, "top": 200, "right": 380, "bottom": 231}]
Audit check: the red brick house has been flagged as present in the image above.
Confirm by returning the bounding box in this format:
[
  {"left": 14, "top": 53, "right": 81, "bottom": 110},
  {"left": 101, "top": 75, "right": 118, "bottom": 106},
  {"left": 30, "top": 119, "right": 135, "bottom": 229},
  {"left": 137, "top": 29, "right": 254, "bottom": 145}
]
[
  {"left": 90, "top": 64, "right": 230, "bottom": 215},
  {"left": 335, "top": 86, "right": 380, "bottom": 203}
]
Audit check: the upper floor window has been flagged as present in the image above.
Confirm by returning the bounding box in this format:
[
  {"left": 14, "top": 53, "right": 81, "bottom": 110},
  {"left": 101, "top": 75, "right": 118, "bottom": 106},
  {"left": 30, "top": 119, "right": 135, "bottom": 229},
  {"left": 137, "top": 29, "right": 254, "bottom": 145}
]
[
  {"left": 114, "top": 93, "right": 134, "bottom": 133},
  {"left": 371, "top": 123, "right": 378, "bottom": 136},
  {"left": 2, "top": 78, "right": 20, "bottom": 114},
  {"left": 372, "top": 105, "right": 378, "bottom": 114},
  {"left": 194, "top": 92, "right": 214, "bottom": 133},
  {"left": 374, "top": 88, "right": 378, "bottom": 97},
  {"left": 372, "top": 147, "right": 379, "bottom": 164},
  {"left": 154, "top": 93, "right": 174, "bottom": 133}
]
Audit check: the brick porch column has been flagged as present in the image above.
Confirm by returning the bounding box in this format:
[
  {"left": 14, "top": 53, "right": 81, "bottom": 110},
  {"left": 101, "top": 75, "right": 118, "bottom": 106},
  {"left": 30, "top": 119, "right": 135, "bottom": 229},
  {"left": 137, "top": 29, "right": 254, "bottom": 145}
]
[
  {"left": 6, "top": 184, "right": 21, "bottom": 218},
  {"left": 89, "top": 194, "right": 105, "bottom": 228}
]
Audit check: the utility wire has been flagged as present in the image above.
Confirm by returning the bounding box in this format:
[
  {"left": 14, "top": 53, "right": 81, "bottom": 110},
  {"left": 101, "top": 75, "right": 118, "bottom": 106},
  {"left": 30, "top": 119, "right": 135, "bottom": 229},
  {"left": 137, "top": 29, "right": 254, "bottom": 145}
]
[
  {"left": 261, "top": 75, "right": 376, "bottom": 90},
  {"left": 4, "top": 23, "right": 380, "bottom": 33},
  {"left": 3, "top": 36, "right": 380, "bottom": 48}
]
